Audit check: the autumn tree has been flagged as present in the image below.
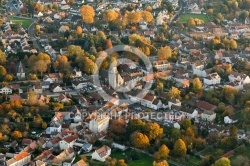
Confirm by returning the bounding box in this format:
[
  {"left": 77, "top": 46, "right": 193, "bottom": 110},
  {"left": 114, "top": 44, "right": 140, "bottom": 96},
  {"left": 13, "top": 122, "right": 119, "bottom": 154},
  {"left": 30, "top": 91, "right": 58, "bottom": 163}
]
[
  {"left": 103, "top": 9, "right": 119, "bottom": 22},
  {"left": 0, "top": 65, "right": 7, "bottom": 77},
  {"left": 131, "top": 131, "right": 149, "bottom": 149},
  {"left": 109, "top": 119, "right": 126, "bottom": 135},
  {"left": 231, "top": 155, "right": 249, "bottom": 166},
  {"left": 194, "top": 138, "right": 206, "bottom": 150},
  {"left": 76, "top": 26, "right": 83, "bottom": 35},
  {"left": 56, "top": 55, "right": 70, "bottom": 71},
  {"left": 144, "top": 122, "right": 163, "bottom": 141},
  {"left": 181, "top": 119, "right": 192, "bottom": 130},
  {"left": 127, "top": 119, "right": 145, "bottom": 134},
  {"left": 157, "top": 81, "right": 164, "bottom": 94},
  {"left": 142, "top": 11, "right": 153, "bottom": 23},
  {"left": 167, "top": 86, "right": 181, "bottom": 99},
  {"left": 157, "top": 46, "right": 172, "bottom": 60},
  {"left": 192, "top": 77, "right": 202, "bottom": 93},
  {"left": 212, "top": 157, "right": 231, "bottom": 166},
  {"left": 35, "top": 24, "right": 40, "bottom": 34},
  {"left": 0, "top": 50, "right": 6, "bottom": 64},
  {"left": 127, "top": 11, "right": 142, "bottom": 24},
  {"left": 200, "top": 155, "right": 215, "bottom": 166},
  {"left": 239, "top": 10, "right": 249, "bottom": 22},
  {"left": 106, "top": 38, "right": 113, "bottom": 49},
  {"left": 187, "top": 17, "right": 196, "bottom": 28},
  {"left": 33, "top": 60, "right": 48, "bottom": 76},
  {"left": 105, "top": 157, "right": 117, "bottom": 166},
  {"left": 117, "top": 159, "right": 127, "bottom": 166},
  {"left": 11, "top": 130, "right": 22, "bottom": 140},
  {"left": 42, "top": 122, "right": 47, "bottom": 129},
  {"left": 230, "top": 39, "right": 237, "bottom": 50},
  {"left": 27, "top": 91, "right": 38, "bottom": 105},
  {"left": 80, "top": 5, "right": 95, "bottom": 24},
  {"left": 207, "top": 9, "right": 213, "bottom": 16},
  {"left": 83, "top": 57, "right": 95, "bottom": 74},
  {"left": 146, "top": 6, "right": 152, "bottom": 12},
  {"left": 154, "top": 144, "right": 170, "bottom": 160},
  {"left": 153, "top": 160, "right": 169, "bottom": 166},
  {"left": 67, "top": 45, "right": 85, "bottom": 60},
  {"left": 173, "top": 139, "right": 187, "bottom": 157}
]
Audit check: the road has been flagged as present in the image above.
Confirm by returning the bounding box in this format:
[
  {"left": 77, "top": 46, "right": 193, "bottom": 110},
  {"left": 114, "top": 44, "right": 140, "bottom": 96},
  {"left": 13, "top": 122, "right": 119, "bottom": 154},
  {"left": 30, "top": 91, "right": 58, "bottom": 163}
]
[{"left": 28, "top": 21, "right": 43, "bottom": 52}]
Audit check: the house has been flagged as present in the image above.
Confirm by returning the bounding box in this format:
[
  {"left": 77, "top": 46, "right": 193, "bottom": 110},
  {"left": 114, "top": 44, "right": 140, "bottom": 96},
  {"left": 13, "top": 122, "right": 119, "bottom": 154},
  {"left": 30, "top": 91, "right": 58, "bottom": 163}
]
[
  {"left": 228, "top": 72, "right": 250, "bottom": 85},
  {"left": 37, "top": 137, "right": 46, "bottom": 149},
  {"left": 153, "top": 60, "right": 171, "bottom": 71},
  {"left": 180, "top": 108, "right": 198, "bottom": 119},
  {"left": 224, "top": 115, "right": 238, "bottom": 124},
  {"left": 89, "top": 116, "right": 110, "bottom": 133},
  {"left": 59, "top": 134, "right": 78, "bottom": 150},
  {"left": 58, "top": 94, "right": 70, "bottom": 103},
  {"left": 0, "top": 86, "right": 12, "bottom": 94},
  {"left": 46, "top": 137, "right": 62, "bottom": 149},
  {"left": 71, "top": 68, "right": 82, "bottom": 78},
  {"left": 201, "top": 110, "right": 216, "bottom": 122},
  {"left": 72, "top": 159, "right": 88, "bottom": 166},
  {"left": 203, "top": 72, "right": 221, "bottom": 85},
  {"left": 168, "top": 98, "right": 181, "bottom": 109},
  {"left": 72, "top": 80, "right": 88, "bottom": 89},
  {"left": 227, "top": 81, "right": 243, "bottom": 90},
  {"left": 164, "top": 110, "right": 184, "bottom": 122},
  {"left": 22, "top": 139, "right": 32, "bottom": 146},
  {"left": 196, "top": 101, "right": 217, "bottom": 112},
  {"left": 33, "top": 84, "right": 43, "bottom": 94},
  {"left": 50, "top": 85, "right": 64, "bottom": 93},
  {"left": 140, "top": 93, "right": 162, "bottom": 110},
  {"left": 6, "top": 152, "right": 31, "bottom": 166},
  {"left": 91, "top": 145, "right": 111, "bottom": 162}
]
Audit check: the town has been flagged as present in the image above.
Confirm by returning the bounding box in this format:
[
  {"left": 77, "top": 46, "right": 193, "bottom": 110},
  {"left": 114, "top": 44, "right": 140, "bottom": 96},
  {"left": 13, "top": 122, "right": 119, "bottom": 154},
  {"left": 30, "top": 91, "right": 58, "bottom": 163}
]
[{"left": 0, "top": 0, "right": 250, "bottom": 165}]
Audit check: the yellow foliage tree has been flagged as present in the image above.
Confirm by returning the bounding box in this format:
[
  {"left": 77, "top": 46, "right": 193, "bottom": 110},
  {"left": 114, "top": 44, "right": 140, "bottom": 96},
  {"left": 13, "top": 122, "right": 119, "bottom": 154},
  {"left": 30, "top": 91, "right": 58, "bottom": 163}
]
[
  {"left": 11, "top": 130, "right": 22, "bottom": 140},
  {"left": 103, "top": 9, "right": 119, "bottom": 22},
  {"left": 173, "top": 139, "right": 187, "bottom": 157},
  {"left": 131, "top": 131, "right": 149, "bottom": 149},
  {"left": 157, "top": 46, "right": 172, "bottom": 60},
  {"left": 144, "top": 122, "right": 163, "bottom": 141},
  {"left": 76, "top": 26, "right": 83, "bottom": 35},
  {"left": 127, "top": 11, "right": 142, "bottom": 24},
  {"left": 154, "top": 144, "right": 170, "bottom": 160},
  {"left": 80, "top": 5, "right": 95, "bottom": 24},
  {"left": 153, "top": 160, "right": 169, "bottom": 166},
  {"left": 167, "top": 86, "right": 181, "bottom": 99},
  {"left": 142, "top": 11, "right": 153, "bottom": 23}
]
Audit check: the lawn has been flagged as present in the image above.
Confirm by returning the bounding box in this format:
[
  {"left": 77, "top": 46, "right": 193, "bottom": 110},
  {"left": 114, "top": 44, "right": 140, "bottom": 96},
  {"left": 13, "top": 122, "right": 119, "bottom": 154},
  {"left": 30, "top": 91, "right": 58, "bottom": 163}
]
[
  {"left": 110, "top": 148, "right": 154, "bottom": 166},
  {"left": 10, "top": 17, "right": 33, "bottom": 29},
  {"left": 177, "top": 13, "right": 209, "bottom": 23}
]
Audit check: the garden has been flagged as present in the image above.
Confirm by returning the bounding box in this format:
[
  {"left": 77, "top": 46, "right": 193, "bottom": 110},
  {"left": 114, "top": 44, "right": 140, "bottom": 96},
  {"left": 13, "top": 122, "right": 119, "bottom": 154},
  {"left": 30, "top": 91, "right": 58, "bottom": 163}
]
[
  {"left": 177, "top": 13, "right": 209, "bottom": 23},
  {"left": 10, "top": 17, "right": 33, "bottom": 29}
]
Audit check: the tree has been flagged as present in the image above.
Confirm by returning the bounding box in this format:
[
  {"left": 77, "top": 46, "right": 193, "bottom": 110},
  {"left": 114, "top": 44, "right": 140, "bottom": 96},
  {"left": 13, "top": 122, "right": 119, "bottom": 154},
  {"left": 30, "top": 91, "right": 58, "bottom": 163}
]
[
  {"left": 1, "top": 124, "right": 10, "bottom": 135},
  {"left": 226, "top": 64, "right": 232, "bottom": 74},
  {"left": 127, "top": 11, "right": 142, "bottom": 24},
  {"left": 0, "top": 50, "right": 6, "bottom": 64},
  {"left": 131, "top": 132, "right": 149, "bottom": 149},
  {"left": 103, "top": 9, "right": 119, "bottom": 22},
  {"left": 200, "top": 155, "right": 215, "bottom": 166},
  {"left": 109, "top": 119, "right": 126, "bottom": 135},
  {"left": 207, "top": 9, "right": 213, "bottom": 16},
  {"left": 229, "top": 125, "right": 238, "bottom": 143},
  {"left": 231, "top": 155, "right": 250, "bottom": 166},
  {"left": 67, "top": 45, "right": 85, "bottom": 60},
  {"left": 83, "top": 57, "right": 95, "bottom": 74},
  {"left": 28, "top": 54, "right": 37, "bottom": 68},
  {"left": 187, "top": 17, "right": 196, "bottom": 28},
  {"left": 216, "top": 13, "right": 224, "bottom": 22},
  {"left": 192, "top": 77, "right": 202, "bottom": 93},
  {"left": 76, "top": 26, "right": 83, "bottom": 35},
  {"left": 230, "top": 39, "right": 237, "bottom": 50},
  {"left": 117, "top": 159, "right": 127, "bottom": 166},
  {"left": 154, "top": 144, "right": 170, "bottom": 160},
  {"left": 42, "top": 122, "right": 47, "bottom": 129},
  {"left": 167, "top": 86, "right": 181, "bottom": 99},
  {"left": 146, "top": 6, "right": 152, "bottom": 12},
  {"left": 80, "top": 5, "right": 95, "bottom": 24},
  {"left": 27, "top": 91, "right": 38, "bottom": 105},
  {"left": 153, "top": 160, "right": 169, "bottom": 166},
  {"left": 35, "top": 24, "right": 40, "bottom": 34},
  {"left": 33, "top": 60, "right": 48, "bottom": 75},
  {"left": 157, "top": 46, "right": 172, "bottom": 60},
  {"left": 56, "top": 55, "right": 70, "bottom": 71},
  {"left": 105, "top": 157, "right": 117, "bottom": 166},
  {"left": 181, "top": 119, "right": 192, "bottom": 130},
  {"left": 212, "top": 157, "right": 231, "bottom": 166},
  {"left": 127, "top": 119, "right": 145, "bottom": 134},
  {"left": 144, "top": 122, "right": 163, "bottom": 141},
  {"left": 157, "top": 82, "right": 164, "bottom": 94},
  {"left": 142, "top": 11, "right": 153, "bottom": 23},
  {"left": 11, "top": 131, "right": 22, "bottom": 140},
  {"left": 0, "top": 65, "right": 7, "bottom": 77},
  {"left": 194, "top": 138, "right": 206, "bottom": 150},
  {"left": 106, "top": 38, "right": 113, "bottom": 49},
  {"left": 239, "top": 11, "right": 249, "bottom": 22},
  {"left": 173, "top": 139, "right": 187, "bottom": 157}
]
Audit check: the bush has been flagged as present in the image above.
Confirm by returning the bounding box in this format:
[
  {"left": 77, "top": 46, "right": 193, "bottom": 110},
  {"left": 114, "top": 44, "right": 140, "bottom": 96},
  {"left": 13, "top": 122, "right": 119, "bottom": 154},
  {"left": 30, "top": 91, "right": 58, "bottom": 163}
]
[{"left": 130, "top": 150, "right": 141, "bottom": 160}]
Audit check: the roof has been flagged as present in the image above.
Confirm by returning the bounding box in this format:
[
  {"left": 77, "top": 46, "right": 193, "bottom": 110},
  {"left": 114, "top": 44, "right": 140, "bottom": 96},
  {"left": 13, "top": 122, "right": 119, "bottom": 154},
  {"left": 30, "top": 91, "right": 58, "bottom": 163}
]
[
  {"left": 50, "top": 137, "right": 62, "bottom": 144},
  {"left": 63, "top": 134, "right": 78, "bottom": 143},
  {"left": 22, "top": 139, "right": 32, "bottom": 145},
  {"left": 96, "top": 145, "right": 111, "bottom": 158},
  {"left": 143, "top": 93, "right": 155, "bottom": 102},
  {"left": 14, "top": 152, "right": 30, "bottom": 161},
  {"left": 75, "top": 159, "right": 88, "bottom": 166},
  {"left": 196, "top": 101, "right": 216, "bottom": 111}
]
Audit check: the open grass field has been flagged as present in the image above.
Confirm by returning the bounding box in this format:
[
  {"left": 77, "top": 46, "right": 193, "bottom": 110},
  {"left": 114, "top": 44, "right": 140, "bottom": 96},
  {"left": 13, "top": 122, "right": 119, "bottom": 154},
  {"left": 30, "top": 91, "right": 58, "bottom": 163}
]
[
  {"left": 177, "top": 13, "right": 209, "bottom": 23},
  {"left": 10, "top": 17, "right": 33, "bottom": 29}
]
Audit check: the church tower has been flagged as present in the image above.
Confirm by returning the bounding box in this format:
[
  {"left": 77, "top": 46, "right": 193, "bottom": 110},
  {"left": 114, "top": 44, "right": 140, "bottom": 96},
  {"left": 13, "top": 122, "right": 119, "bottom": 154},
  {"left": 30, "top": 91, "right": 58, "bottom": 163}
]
[
  {"left": 109, "top": 66, "right": 124, "bottom": 89},
  {"left": 17, "top": 61, "right": 25, "bottom": 79}
]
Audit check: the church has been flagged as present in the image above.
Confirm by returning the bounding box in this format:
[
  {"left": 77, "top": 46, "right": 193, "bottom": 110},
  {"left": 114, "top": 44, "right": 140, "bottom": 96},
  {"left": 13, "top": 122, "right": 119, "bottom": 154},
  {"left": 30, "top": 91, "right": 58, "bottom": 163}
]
[{"left": 99, "top": 66, "right": 124, "bottom": 89}]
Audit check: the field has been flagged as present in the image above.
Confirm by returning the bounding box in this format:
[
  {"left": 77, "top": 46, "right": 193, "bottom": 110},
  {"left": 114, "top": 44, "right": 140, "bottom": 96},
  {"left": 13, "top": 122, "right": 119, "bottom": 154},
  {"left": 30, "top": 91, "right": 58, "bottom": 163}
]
[
  {"left": 177, "top": 13, "right": 209, "bottom": 23},
  {"left": 10, "top": 17, "right": 33, "bottom": 29}
]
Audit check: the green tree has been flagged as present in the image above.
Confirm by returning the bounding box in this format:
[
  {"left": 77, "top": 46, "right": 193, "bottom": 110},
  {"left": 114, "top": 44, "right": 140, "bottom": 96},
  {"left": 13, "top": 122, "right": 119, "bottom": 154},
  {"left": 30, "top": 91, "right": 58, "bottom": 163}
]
[
  {"left": 181, "top": 119, "right": 192, "bottom": 130},
  {"left": 173, "top": 139, "right": 187, "bottom": 157},
  {"left": 212, "top": 157, "right": 231, "bottom": 166}
]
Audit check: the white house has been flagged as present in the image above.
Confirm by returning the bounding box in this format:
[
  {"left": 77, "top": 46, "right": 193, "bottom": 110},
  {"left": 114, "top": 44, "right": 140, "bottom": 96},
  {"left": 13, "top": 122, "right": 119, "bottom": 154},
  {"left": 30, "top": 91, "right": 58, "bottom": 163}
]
[
  {"left": 91, "top": 145, "right": 111, "bottom": 162},
  {"left": 153, "top": 60, "right": 171, "bottom": 71},
  {"left": 224, "top": 115, "right": 238, "bottom": 124},
  {"left": 0, "top": 87, "right": 12, "bottom": 94},
  {"left": 72, "top": 81, "right": 87, "bottom": 90},
  {"left": 203, "top": 72, "right": 221, "bottom": 85},
  {"left": 180, "top": 108, "right": 198, "bottom": 119},
  {"left": 227, "top": 81, "right": 243, "bottom": 90},
  {"left": 59, "top": 134, "right": 78, "bottom": 150},
  {"left": 89, "top": 116, "right": 110, "bottom": 133},
  {"left": 201, "top": 110, "right": 216, "bottom": 122},
  {"left": 228, "top": 72, "right": 250, "bottom": 85}
]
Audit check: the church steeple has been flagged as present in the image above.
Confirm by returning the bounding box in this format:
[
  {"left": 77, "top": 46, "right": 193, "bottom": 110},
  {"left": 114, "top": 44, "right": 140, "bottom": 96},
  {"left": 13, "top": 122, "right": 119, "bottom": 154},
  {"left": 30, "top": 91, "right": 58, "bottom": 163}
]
[{"left": 18, "top": 61, "right": 24, "bottom": 73}]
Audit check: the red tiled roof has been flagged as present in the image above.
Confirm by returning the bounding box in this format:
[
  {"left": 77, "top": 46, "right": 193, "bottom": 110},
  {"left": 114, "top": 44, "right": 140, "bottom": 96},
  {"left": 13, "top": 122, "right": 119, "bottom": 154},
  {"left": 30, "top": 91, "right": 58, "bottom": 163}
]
[{"left": 196, "top": 101, "right": 216, "bottom": 111}]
